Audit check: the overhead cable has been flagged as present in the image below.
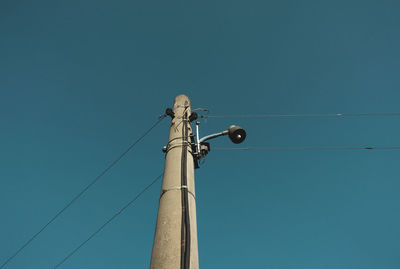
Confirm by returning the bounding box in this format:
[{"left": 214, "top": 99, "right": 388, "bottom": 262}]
[
  {"left": 201, "top": 112, "right": 400, "bottom": 119},
  {"left": 53, "top": 173, "right": 163, "bottom": 268},
  {"left": 0, "top": 115, "right": 166, "bottom": 269},
  {"left": 214, "top": 146, "right": 400, "bottom": 151}
]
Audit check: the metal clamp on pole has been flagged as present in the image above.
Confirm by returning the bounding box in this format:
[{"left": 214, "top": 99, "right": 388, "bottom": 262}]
[{"left": 161, "top": 185, "right": 196, "bottom": 199}]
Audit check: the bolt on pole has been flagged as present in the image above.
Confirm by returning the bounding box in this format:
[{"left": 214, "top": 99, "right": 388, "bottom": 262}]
[{"left": 150, "top": 94, "right": 199, "bottom": 269}]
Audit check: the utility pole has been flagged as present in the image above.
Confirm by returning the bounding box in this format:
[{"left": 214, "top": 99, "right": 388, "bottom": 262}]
[
  {"left": 150, "top": 94, "right": 246, "bottom": 269},
  {"left": 150, "top": 94, "right": 199, "bottom": 269}
]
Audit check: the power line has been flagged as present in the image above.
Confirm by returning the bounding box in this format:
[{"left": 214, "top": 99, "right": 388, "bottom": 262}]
[
  {"left": 214, "top": 146, "right": 400, "bottom": 151},
  {"left": 0, "top": 115, "right": 166, "bottom": 269},
  {"left": 53, "top": 173, "right": 163, "bottom": 269},
  {"left": 201, "top": 112, "right": 400, "bottom": 119}
]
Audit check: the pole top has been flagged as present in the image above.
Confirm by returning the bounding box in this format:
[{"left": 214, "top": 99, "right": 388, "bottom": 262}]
[{"left": 174, "top": 94, "right": 191, "bottom": 108}]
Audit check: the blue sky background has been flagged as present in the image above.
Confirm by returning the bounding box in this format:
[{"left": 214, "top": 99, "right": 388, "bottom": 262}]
[{"left": 1, "top": 0, "right": 400, "bottom": 268}]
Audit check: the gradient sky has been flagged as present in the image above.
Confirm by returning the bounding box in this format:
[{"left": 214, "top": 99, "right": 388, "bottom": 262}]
[{"left": 1, "top": 0, "right": 400, "bottom": 268}]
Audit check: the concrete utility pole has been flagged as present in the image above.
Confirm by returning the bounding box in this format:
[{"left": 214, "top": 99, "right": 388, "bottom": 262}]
[{"left": 150, "top": 95, "right": 199, "bottom": 269}]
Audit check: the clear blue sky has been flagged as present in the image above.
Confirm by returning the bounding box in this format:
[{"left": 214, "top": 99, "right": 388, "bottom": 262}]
[{"left": 1, "top": 0, "right": 400, "bottom": 268}]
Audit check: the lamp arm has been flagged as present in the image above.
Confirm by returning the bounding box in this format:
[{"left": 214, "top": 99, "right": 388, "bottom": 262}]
[{"left": 199, "top": 130, "right": 228, "bottom": 143}]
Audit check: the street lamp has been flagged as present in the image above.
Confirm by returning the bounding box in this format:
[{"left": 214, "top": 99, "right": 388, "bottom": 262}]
[{"left": 193, "top": 120, "right": 246, "bottom": 168}]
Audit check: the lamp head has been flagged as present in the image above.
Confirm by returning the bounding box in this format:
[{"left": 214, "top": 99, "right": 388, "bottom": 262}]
[{"left": 228, "top": 125, "right": 246, "bottom": 144}]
